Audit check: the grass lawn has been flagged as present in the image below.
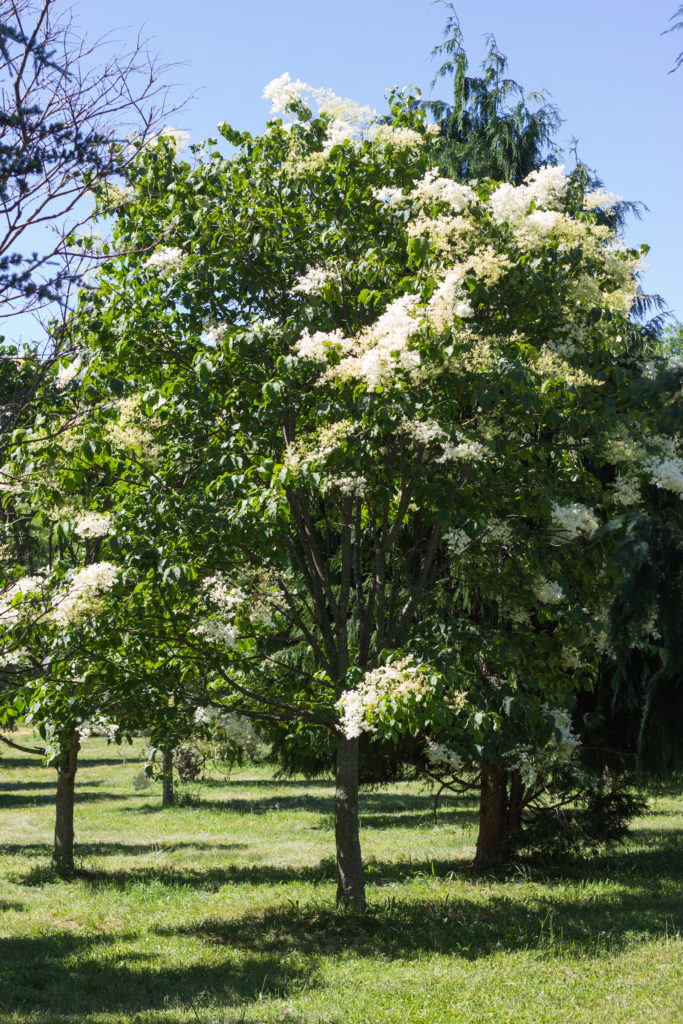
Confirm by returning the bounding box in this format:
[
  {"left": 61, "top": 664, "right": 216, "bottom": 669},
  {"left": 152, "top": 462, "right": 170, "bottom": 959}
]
[{"left": 0, "top": 736, "right": 681, "bottom": 1024}]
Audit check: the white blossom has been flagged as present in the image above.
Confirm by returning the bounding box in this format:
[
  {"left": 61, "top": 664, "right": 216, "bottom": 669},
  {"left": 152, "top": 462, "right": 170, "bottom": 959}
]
[
  {"left": 437, "top": 439, "right": 488, "bottom": 463},
  {"left": 292, "top": 265, "right": 338, "bottom": 296},
  {"left": 144, "top": 247, "right": 185, "bottom": 276},
  {"left": 535, "top": 577, "right": 564, "bottom": 605},
  {"left": 444, "top": 528, "right": 471, "bottom": 554},
  {"left": 584, "top": 187, "right": 623, "bottom": 211},
  {"left": 645, "top": 455, "right": 683, "bottom": 496},
  {"left": 611, "top": 474, "right": 641, "bottom": 506},
  {"left": 0, "top": 576, "right": 43, "bottom": 622},
  {"left": 546, "top": 706, "right": 580, "bottom": 762},
  {"left": 488, "top": 165, "right": 567, "bottom": 226},
  {"left": 425, "top": 269, "right": 473, "bottom": 332},
  {"left": 328, "top": 293, "right": 421, "bottom": 387},
  {"left": 204, "top": 324, "right": 228, "bottom": 345},
  {"left": 426, "top": 741, "right": 462, "bottom": 771},
  {"left": 337, "top": 656, "right": 431, "bottom": 739},
  {"left": 409, "top": 168, "right": 475, "bottom": 212},
  {"left": 53, "top": 562, "right": 120, "bottom": 626},
  {"left": 371, "top": 124, "right": 423, "bottom": 149},
  {"left": 149, "top": 127, "right": 191, "bottom": 152},
  {"left": 55, "top": 357, "right": 83, "bottom": 390},
  {"left": 74, "top": 512, "right": 112, "bottom": 539},
  {"left": 550, "top": 502, "right": 599, "bottom": 540},
  {"left": 79, "top": 715, "right": 119, "bottom": 742},
  {"left": 322, "top": 473, "right": 367, "bottom": 497},
  {"left": 193, "top": 707, "right": 264, "bottom": 756},
  {"left": 294, "top": 328, "right": 346, "bottom": 361}
]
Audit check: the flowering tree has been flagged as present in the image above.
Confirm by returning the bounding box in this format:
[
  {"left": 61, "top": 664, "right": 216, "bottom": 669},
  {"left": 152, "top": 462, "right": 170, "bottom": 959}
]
[{"left": 6, "top": 74, "right": 681, "bottom": 898}]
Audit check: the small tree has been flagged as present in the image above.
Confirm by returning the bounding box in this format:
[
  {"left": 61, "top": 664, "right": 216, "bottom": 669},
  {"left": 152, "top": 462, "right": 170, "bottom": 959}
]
[{"left": 36, "top": 69, "right": 680, "bottom": 903}]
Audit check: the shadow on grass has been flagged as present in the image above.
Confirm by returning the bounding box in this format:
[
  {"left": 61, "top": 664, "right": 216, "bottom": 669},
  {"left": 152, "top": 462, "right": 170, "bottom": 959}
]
[
  {"left": 1, "top": 840, "right": 248, "bottom": 858},
  {"left": 157, "top": 870, "right": 682, "bottom": 961},
  {"left": 202, "top": 776, "right": 334, "bottom": 790},
  {"left": 0, "top": 780, "right": 102, "bottom": 793},
  {"left": 0, "top": 931, "right": 316, "bottom": 1017},
  {"left": 128, "top": 790, "right": 478, "bottom": 831},
  {"left": 12, "top": 830, "right": 682, "bottom": 894},
  {"left": 0, "top": 790, "right": 130, "bottom": 810},
  {"left": 0, "top": 899, "right": 23, "bottom": 911}
]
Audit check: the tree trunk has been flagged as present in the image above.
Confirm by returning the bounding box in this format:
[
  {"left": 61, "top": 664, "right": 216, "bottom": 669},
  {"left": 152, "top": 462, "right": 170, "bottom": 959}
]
[
  {"left": 52, "top": 733, "right": 80, "bottom": 872},
  {"left": 506, "top": 768, "right": 524, "bottom": 834},
  {"left": 334, "top": 734, "right": 366, "bottom": 907},
  {"left": 472, "top": 762, "right": 508, "bottom": 872},
  {"left": 161, "top": 748, "right": 174, "bottom": 807}
]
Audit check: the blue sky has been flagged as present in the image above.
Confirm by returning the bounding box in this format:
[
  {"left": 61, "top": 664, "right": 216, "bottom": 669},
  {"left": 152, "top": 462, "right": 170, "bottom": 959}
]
[{"left": 22, "top": 1, "right": 683, "bottom": 340}]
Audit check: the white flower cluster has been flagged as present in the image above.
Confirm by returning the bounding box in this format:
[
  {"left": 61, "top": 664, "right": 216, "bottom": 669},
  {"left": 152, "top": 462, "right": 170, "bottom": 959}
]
[
  {"left": 149, "top": 126, "right": 191, "bottom": 152},
  {"left": 284, "top": 419, "right": 353, "bottom": 471},
  {"left": 105, "top": 395, "right": 156, "bottom": 458},
  {"left": 550, "top": 502, "right": 599, "bottom": 541},
  {"left": 196, "top": 573, "right": 283, "bottom": 645},
  {"left": 488, "top": 164, "right": 568, "bottom": 226},
  {"left": 546, "top": 706, "right": 580, "bottom": 762},
  {"left": 611, "top": 474, "right": 641, "bottom": 507},
  {"left": 534, "top": 577, "right": 564, "bottom": 605},
  {"left": 0, "top": 646, "right": 30, "bottom": 668},
  {"left": 325, "top": 293, "right": 421, "bottom": 387},
  {"left": 263, "top": 73, "right": 377, "bottom": 153},
  {"left": 55, "top": 357, "right": 83, "bottom": 390},
  {"left": 484, "top": 518, "right": 514, "bottom": 545},
  {"left": 79, "top": 715, "right": 119, "bottom": 742},
  {"left": 53, "top": 562, "right": 120, "bottom": 626},
  {"left": 426, "top": 740, "right": 462, "bottom": 772},
  {"left": 337, "top": 656, "right": 431, "bottom": 739},
  {"left": 204, "top": 324, "right": 228, "bottom": 345},
  {"left": 399, "top": 418, "right": 486, "bottom": 465},
  {"left": 292, "top": 265, "right": 338, "bottom": 296},
  {"left": 371, "top": 124, "right": 423, "bottom": 149},
  {"left": 409, "top": 169, "right": 475, "bottom": 212},
  {"left": 0, "top": 576, "right": 43, "bottom": 623},
  {"left": 584, "top": 187, "right": 623, "bottom": 211},
  {"left": 294, "top": 327, "right": 345, "bottom": 361},
  {"left": 322, "top": 473, "right": 367, "bottom": 497},
  {"left": 144, "top": 247, "right": 185, "bottom": 276},
  {"left": 438, "top": 438, "right": 488, "bottom": 463},
  {"left": 425, "top": 269, "right": 473, "bottom": 332},
  {"left": 645, "top": 455, "right": 683, "bottom": 496},
  {"left": 74, "top": 512, "right": 112, "bottom": 539},
  {"left": 444, "top": 528, "right": 471, "bottom": 555},
  {"left": 401, "top": 417, "right": 446, "bottom": 447},
  {"left": 193, "top": 707, "right": 264, "bottom": 756},
  {"left": 194, "top": 617, "right": 239, "bottom": 646}
]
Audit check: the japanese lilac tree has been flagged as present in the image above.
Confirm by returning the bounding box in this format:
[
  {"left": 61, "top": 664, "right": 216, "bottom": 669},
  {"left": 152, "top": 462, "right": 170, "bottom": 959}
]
[{"left": 9, "top": 77, "right": 681, "bottom": 898}]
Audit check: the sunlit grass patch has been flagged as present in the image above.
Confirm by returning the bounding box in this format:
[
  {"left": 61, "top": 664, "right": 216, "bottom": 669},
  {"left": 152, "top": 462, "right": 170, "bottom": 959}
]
[{"left": 0, "top": 739, "right": 681, "bottom": 1023}]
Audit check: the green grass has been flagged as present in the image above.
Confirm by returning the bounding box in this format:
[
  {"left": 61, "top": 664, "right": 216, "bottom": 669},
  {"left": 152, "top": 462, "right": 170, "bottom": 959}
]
[{"left": 0, "top": 737, "right": 681, "bottom": 1024}]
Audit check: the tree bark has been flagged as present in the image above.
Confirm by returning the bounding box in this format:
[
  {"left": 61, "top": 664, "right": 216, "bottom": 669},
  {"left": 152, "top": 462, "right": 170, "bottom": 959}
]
[
  {"left": 472, "top": 762, "right": 508, "bottom": 872},
  {"left": 506, "top": 768, "right": 524, "bottom": 835},
  {"left": 334, "top": 734, "right": 366, "bottom": 907},
  {"left": 161, "top": 748, "right": 174, "bottom": 807},
  {"left": 52, "top": 733, "right": 79, "bottom": 872}
]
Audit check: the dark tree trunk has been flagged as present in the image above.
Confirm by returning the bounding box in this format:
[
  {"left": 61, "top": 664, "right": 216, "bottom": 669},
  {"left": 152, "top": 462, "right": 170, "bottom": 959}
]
[
  {"left": 52, "top": 733, "right": 80, "bottom": 872},
  {"left": 334, "top": 734, "right": 366, "bottom": 907},
  {"left": 506, "top": 768, "right": 524, "bottom": 834},
  {"left": 161, "top": 748, "right": 174, "bottom": 807},
  {"left": 472, "top": 762, "right": 508, "bottom": 872}
]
